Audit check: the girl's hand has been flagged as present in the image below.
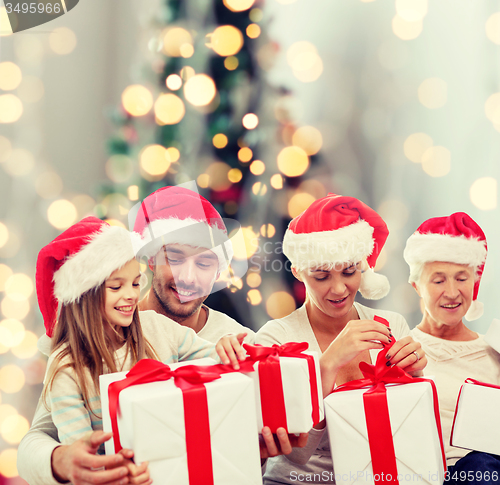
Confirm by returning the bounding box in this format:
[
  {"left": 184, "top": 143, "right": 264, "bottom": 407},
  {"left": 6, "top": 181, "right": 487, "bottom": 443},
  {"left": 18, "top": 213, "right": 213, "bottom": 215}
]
[
  {"left": 215, "top": 332, "right": 247, "bottom": 370},
  {"left": 385, "top": 335, "right": 426, "bottom": 376},
  {"left": 319, "top": 319, "right": 392, "bottom": 395}
]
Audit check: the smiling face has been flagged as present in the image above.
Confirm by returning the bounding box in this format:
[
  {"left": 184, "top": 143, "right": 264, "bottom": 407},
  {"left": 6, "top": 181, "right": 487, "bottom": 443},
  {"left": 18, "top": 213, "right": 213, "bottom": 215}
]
[
  {"left": 413, "top": 261, "right": 474, "bottom": 332},
  {"left": 294, "top": 262, "right": 362, "bottom": 322},
  {"left": 149, "top": 244, "right": 219, "bottom": 322},
  {"left": 104, "top": 259, "right": 141, "bottom": 337}
]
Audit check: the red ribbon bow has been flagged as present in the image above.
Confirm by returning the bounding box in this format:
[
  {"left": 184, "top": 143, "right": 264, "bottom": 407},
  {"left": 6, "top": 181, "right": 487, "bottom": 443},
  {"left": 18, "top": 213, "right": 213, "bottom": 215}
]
[
  {"left": 332, "top": 316, "right": 446, "bottom": 485},
  {"left": 243, "top": 342, "right": 321, "bottom": 432},
  {"left": 108, "top": 359, "right": 224, "bottom": 485}
]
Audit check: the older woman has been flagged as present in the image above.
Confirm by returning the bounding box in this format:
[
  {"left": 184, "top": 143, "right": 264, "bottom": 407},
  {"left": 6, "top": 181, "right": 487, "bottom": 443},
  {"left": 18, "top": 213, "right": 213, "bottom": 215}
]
[
  {"left": 404, "top": 212, "right": 500, "bottom": 485},
  {"left": 256, "top": 194, "right": 426, "bottom": 485}
]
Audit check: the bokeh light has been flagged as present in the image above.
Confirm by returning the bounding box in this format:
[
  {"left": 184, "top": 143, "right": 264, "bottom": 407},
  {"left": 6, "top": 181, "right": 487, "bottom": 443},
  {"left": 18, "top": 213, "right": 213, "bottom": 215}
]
[
  {"left": 2, "top": 148, "right": 35, "bottom": 177},
  {"left": 224, "top": 56, "right": 239, "bottom": 70},
  {"left": 197, "top": 173, "right": 210, "bottom": 188},
  {"left": 228, "top": 168, "right": 243, "bottom": 183},
  {"left": 127, "top": 185, "right": 139, "bottom": 201},
  {"left": 395, "top": 0, "right": 428, "bottom": 22},
  {"left": 242, "top": 113, "right": 259, "bottom": 129},
  {"left": 421, "top": 146, "right": 451, "bottom": 177},
  {"left": 470, "top": 177, "right": 497, "bottom": 211},
  {"left": 248, "top": 161, "right": 264, "bottom": 177},
  {"left": 403, "top": 132, "right": 433, "bottom": 163},
  {"left": 486, "top": 13, "right": 500, "bottom": 45},
  {"left": 223, "top": 0, "right": 255, "bottom": 11},
  {"left": 180, "top": 66, "right": 196, "bottom": 81},
  {"left": 287, "top": 41, "right": 323, "bottom": 83},
  {"left": 122, "top": 85, "right": 153, "bottom": 117},
  {"left": 288, "top": 192, "right": 316, "bottom": 218},
  {"left": 49, "top": 27, "right": 77, "bottom": 55},
  {"left": 166, "top": 74, "right": 183, "bottom": 90},
  {"left": 238, "top": 147, "right": 253, "bottom": 162},
  {"left": 270, "top": 174, "right": 284, "bottom": 189},
  {"left": 163, "top": 28, "right": 193, "bottom": 57},
  {"left": 249, "top": 8, "right": 263, "bottom": 21},
  {"left": 247, "top": 273, "right": 262, "bottom": 288},
  {"left": 0, "top": 94, "right": 23, "bottom": 123},
  {"left": 210, "top": 25, "right": 244, "bottom": 56},
  {"left": 206, "top": 162, "right": 232, "bottom": 191},
  {"left": 0, "top": 365, "right": 25, "bottom": 393},
  {"left": 184, "top": 74, "right": 217, "bottom": 107},
  {"left": 260, "top": 224, "right": 276, "bottom": 238},
  {"left": 213, "top": 133, "right": 228, "bottom": 148},
  {"left": 1, "top": 413, "right": 29, "bottom": 444},
  {"left": 1, "top": 296, "right": 29, "bottom": 320},
  {"left": 246, "top": 24, "right": 261, "bottom": 39},
  {"left": 292, "top": 126, "right": 323, "bottom": 155},
  {"left": 277, "top": 146, "right": 309, "bottom": 177},
  {"left": 140, "top": 145, "right": 171, "bottom": 178},
  {"left": 0, "top": 265, "right": 13, "bottom": 291},
  {"left": 485, "top": 93, "right": 500, "bottom": 124},
  {"left": 154, "top": 93, "right": 185, "bottom": 124},
  {"left": 418, "top": 78, "right": 447, "bottom": 109},
  {"left": 0, "top": 62, "right": 22, "bottom": 90},
  {"left": 5, "top": 274, "right": 33, "bottom": 300},
  {"left": 247, "top": 289, "right": 262, "bottom": 305},
  {"left": 11, "top": 330, "right": 38, "bottom": 359},
  {"left": 48, "top": 199, "right": 78, "bottom": 229},
  {"left": 36, "top": 171, "right": 63, "bottom": 199},
  {"left": 0, "top": 319, "right": 25, "bottom": 348},
  {"left": 231, "top": 227, "right": 259, "bottom": 259},
  {"left": 0, "top": 448, "right": 17, "bottom": 477},
  {"left": 252, "top": 182, "right": 267, "bottom": 195},
  {"left": 377, "top": 199, "right": 409, "bottom": 231},
  {"left": 266, "top": 291, "right": 296, "bottom": 319},
  {"left": 298, "top": 179, "right": 326, "bottom": 199},
  {"left": 392, "top": 15, "right": 423, "bottom": 40}
]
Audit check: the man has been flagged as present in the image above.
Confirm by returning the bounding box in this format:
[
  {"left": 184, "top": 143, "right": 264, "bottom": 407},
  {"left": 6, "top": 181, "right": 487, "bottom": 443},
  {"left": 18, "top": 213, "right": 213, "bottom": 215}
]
[
  {"left": 18, "top": 186, "right": 305, "bottom": 485},
  {"left": 132, "top": 185, "right": 255, "bottom": 342}
]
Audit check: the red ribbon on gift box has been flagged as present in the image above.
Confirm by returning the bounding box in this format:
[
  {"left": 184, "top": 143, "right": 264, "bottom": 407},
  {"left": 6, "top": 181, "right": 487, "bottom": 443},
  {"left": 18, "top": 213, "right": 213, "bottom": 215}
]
[
  {"left": 450, "top": 377, "right": 500, "bottom": 447},
  {"left": 243, "top": 342, "right": 321, "bottom": 432},
  {"left": 332, "top": 316, "right": 446, "bottom": 485},
  {"left": 108, "top": 359, "right": 224, "bottom": 485}
]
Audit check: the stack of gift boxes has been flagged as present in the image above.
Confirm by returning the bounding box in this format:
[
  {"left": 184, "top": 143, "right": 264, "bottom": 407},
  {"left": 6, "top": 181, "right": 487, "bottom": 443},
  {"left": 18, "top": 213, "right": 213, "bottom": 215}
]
[{"left": 100, "top": 329, "right": 500, "bottom": 485}]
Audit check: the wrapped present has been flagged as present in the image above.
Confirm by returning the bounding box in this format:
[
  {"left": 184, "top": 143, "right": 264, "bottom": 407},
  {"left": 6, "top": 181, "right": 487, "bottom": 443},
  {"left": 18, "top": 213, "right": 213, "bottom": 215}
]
[
  {"left": 451, "top": 378, "right": 500, "bottom": 455},
  {"left": 324, "top": 321, "right": 446, "bottom": 485},
  {"left": 99, "top": 359, "right": 262, "bottom": 485},
  {"left": 242, "top": 342, "right": 324, "bottom": 433}
]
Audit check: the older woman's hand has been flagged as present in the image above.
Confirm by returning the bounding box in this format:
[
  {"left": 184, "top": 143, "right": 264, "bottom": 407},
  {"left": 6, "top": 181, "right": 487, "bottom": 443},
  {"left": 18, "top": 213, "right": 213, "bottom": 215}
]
[{"left": 385, "top": 335, "right": 426, "bottom": 376}]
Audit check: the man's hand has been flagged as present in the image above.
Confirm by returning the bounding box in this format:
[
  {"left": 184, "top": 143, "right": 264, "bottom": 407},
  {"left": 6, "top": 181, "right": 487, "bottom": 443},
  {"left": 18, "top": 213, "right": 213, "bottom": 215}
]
[
  {"left": 259, "top": 426, "right": 308, "bottom": 460},
  {"left": 51, "top": 431, "right": 129, "bottom": 485}
]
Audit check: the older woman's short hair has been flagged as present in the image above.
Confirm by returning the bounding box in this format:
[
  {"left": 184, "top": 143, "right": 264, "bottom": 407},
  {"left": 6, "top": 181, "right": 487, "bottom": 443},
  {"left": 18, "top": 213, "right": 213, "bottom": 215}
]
[{"left": 408, "top": 261, "right": 480, "bottom": 287}]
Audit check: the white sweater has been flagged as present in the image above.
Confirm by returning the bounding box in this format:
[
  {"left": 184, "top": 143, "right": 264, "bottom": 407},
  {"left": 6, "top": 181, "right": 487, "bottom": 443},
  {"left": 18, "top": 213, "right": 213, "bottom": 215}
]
[{"left": 411, "top": 327, "right": 500, "bottom": 466}]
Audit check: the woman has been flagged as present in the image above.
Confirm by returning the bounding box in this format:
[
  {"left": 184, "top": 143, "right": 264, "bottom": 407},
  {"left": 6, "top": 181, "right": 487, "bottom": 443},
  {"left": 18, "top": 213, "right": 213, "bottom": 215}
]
[
  {"left": 404, "top": 212, "right": 500, "bottom": 485},
  {"left": 256, "top": 193, "right": 426, "bottom": 484}
]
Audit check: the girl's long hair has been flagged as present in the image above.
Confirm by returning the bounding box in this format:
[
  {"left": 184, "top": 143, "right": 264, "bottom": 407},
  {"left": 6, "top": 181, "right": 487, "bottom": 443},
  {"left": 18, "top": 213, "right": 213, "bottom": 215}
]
[{"left": 43, "top": 282, "right": 158, "bottom": 411}]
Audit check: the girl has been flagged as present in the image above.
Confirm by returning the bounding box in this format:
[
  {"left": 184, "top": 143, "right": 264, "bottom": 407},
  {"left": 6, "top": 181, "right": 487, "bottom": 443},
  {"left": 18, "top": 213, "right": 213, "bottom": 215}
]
[
  {"left": 36, "top": 217, "right": 245, "bottom": 481},
  {"left": 256, "top": 194, "right": 426, "bottom": 484}
]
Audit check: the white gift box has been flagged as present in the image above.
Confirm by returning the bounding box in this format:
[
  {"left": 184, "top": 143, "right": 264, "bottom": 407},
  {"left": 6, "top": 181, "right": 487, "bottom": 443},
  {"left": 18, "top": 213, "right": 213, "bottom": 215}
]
[
  {"left": 451, "top": 379, "right": 500, "bottom": 455},
  {"left": 100, "top": 359, "right": 263, "bottom": 485},
  {"left": 324, "top": 381, "right": 445, "bottom": 485},
  {"left": 245, "top": 349, "right": 324, "bottom": 434}
]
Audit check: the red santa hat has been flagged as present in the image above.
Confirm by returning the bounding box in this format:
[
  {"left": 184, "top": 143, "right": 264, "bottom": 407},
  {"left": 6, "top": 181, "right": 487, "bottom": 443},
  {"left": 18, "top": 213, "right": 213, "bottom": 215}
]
[
  {"left": 36, "top": 216, "right": 145, "bottom": 337},
  {"left": 283, "top": 193, "right": 390, "bottom": 300},
  {"left": 130, "top": 186, "right": 233, "bottom": 273},
  {"left": 403, "top": 212, "right": 487, "bottom": 321}
]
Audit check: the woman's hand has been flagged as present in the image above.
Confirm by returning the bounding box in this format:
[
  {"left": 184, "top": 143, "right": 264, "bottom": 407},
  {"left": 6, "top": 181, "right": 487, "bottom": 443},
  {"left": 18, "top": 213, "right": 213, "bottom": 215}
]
[
  {"left": 385, "top": 336, "right": 426, "bottom": 376},
  {"left": 319, "top": 319, "right": 392, "bottom": 395},
  {"left": 121, "top": 457, "right": 151, "bottom": 485},
  {"left": 259, "top": 427, "right": 308, "bottom": 461},
  {"left": 215, "top": 332, "right": 247, "bottom": 370}
]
